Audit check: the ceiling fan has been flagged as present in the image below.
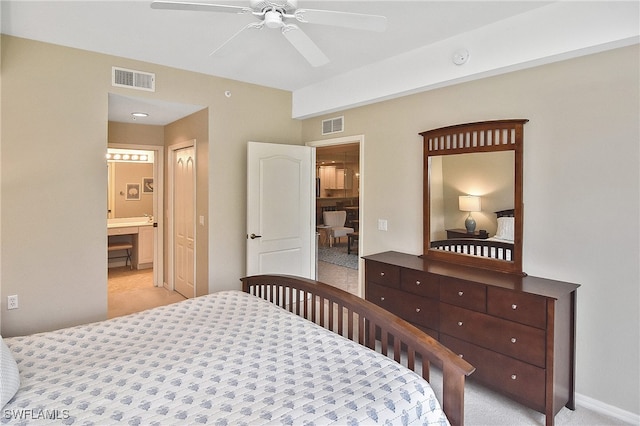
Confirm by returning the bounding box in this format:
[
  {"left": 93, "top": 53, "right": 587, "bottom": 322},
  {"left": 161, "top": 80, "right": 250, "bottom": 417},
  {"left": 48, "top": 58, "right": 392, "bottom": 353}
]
[{"left": 150, "top": 0, "right": 387, "bottom": 67}]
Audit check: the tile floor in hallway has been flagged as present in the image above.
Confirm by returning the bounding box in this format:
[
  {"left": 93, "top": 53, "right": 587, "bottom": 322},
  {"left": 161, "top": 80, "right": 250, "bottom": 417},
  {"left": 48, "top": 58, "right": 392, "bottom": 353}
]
[
  {"left": 317, "top": 260, "right": 360, "bottom": 296},
  {"left": 107, "top": 267, "right": 185, "bottom": 319}
]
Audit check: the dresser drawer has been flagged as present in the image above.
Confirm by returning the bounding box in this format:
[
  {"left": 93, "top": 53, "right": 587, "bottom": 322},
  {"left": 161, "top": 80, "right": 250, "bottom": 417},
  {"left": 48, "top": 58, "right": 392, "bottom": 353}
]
[
  {"left": 440, "top": 304, "right": 546, "bottom": 368},
  {"left": 441, "top": 334, "right": 545, "bottom": 411},
  {"left": 439, "top": 277, "right": 486, "bottom": 312},
  {"left": 367, "top": 283, "right": 438, "bottom": 330},
  {"left": 366, "top": 261, "right": 400, "bottom": 288},
  {"left": 401, "top": 269, "right": 439, "bottom": 298},
  {"left": 487, "top": 287, "right": 547, "bottom": 329}
]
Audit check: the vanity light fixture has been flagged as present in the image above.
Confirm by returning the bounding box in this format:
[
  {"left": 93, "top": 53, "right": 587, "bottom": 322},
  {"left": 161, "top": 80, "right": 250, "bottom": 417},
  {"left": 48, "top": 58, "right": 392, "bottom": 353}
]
[
  {"left": 106, "top": 153, "right": 150, "bottom": 162},
  {"left": 459, "top": 195, "right": 481, "bottom": 233}
]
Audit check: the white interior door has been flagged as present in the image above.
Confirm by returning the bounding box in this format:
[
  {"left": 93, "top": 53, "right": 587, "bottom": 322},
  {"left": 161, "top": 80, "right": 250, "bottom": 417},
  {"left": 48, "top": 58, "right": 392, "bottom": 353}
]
[
  {"left": 247, "top": 142, "right": 315, "bottom": 279},
  {"left": 174, "top": 145, "right": 195, "bottom": 298}
]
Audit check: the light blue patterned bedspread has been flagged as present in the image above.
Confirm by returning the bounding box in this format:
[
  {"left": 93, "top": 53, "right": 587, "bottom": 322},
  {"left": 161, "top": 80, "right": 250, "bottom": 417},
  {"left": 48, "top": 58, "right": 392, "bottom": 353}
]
[{"left": 3, "top": 291, "right": 448, "bottom": 425}]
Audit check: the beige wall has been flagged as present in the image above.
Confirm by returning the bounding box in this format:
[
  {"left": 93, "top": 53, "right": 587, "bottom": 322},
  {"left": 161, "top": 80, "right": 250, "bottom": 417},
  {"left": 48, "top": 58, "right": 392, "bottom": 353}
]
[
  {"left": 0, "top": 35, "right": 301, "bottom": 336},
  {"left": 111, "top": 162, "right": 154, "bottom": 217},
  {"left": 109, "top": 122, "right": 164, "bottom": 146},
  {"left": 301, "top": 45, "right": 639, "bottom": 415}
]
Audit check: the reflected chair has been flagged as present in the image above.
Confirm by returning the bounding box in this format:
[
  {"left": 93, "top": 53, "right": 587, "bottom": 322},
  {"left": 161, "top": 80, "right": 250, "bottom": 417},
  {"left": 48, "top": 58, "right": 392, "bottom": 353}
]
[{"left": 322, "top": 210, "right": 354, "bottom": 247}]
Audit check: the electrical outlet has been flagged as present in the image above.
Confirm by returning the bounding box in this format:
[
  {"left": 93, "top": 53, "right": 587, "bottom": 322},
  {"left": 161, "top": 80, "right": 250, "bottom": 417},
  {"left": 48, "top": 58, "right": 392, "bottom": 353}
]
[
  {"left": 377, "top": 219, "right": 388, "bottom": 231},
  {"left": 7, "top": 295, "right": 18, "bottom": 310}
]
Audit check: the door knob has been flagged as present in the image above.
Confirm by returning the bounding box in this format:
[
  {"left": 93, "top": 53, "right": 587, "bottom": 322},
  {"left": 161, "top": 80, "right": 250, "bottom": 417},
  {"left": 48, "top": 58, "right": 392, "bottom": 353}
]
[{"left": 249, "top": 233, "right": 262, "bottom": 239}]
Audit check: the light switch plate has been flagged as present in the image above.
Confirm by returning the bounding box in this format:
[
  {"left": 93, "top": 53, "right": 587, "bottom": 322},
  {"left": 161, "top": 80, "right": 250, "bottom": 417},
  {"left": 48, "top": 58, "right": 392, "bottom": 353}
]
[{"left": 378, "top": 219, "right": 388, "bottom": 231}]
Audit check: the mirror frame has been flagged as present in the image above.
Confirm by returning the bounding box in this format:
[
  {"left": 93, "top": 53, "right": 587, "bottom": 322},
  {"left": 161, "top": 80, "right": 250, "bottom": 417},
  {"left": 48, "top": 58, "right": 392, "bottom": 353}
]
[{"left": 420, "top": 119, "right": 528, "bottom": 275}]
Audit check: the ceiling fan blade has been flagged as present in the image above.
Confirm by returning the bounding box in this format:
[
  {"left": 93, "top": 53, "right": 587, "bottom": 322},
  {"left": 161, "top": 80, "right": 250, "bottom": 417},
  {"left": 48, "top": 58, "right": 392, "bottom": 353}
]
[
  {"left": 281, "top": 24, "right": 329, "bottom": 67},
  {"left": 151, "top": 1, "right": 252, "bottom": 14},
  {"left": 210, "top": 22, "right": 263, "bottom": 57},
  {"left": 293, "top": 9, "right": 387, "bottom": 32}
]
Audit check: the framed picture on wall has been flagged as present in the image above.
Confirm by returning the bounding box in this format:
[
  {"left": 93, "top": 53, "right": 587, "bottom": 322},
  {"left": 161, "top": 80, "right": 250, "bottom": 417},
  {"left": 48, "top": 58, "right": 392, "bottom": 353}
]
[
  {"left": 142, "top": 177, "right": 153, "bottom": 194},
  {"left": 126, "top": 183, "right": 140, "bottom": 200}
]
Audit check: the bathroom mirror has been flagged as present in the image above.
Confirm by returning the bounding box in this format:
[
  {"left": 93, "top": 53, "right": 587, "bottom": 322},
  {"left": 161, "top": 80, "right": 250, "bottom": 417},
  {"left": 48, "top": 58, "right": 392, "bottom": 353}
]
[
  {"left": 421, "top": 120, "right": 527, "bottom": 275},
  {"left": 107, "top": 148, "right": 155, "bottom": 219}
]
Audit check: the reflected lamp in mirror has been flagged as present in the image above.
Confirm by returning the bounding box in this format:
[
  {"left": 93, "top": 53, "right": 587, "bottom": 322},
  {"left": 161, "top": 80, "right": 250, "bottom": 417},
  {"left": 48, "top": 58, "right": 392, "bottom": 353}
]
[{"left": 459, "top": 195, "right": 481, "bottom": 233}]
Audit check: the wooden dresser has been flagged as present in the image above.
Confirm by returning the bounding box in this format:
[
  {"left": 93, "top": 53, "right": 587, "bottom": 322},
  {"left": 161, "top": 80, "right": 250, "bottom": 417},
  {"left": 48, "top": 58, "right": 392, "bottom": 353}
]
[{"left": 363, "top": 251, "right": 579, "bottom": 426}]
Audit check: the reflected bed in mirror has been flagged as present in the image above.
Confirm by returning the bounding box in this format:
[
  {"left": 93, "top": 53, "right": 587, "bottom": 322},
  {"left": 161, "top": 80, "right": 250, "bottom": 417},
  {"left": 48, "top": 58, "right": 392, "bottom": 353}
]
[
  {"left": 430, "top": 209, "right": 515, "bottom": 260},
  {"left": 421, "top": 120, "right": 528, "bottom": 275}
]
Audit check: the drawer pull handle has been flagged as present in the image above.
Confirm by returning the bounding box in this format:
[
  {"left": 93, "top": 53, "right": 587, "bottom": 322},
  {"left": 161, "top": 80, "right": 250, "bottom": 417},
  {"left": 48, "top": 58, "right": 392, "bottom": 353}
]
[
  {"left": 512, "top": 304, "right": 518, "bottom": 310},
  {"left": 457, "top": 321, "right": 463, "bottom": 326},
  {"left": 380, "top": 297, "right": 385, "bottom": 301},
  {"left": 511, "top": 374, "right": 517, "bottom": 380},
  {"left": 380, "top": 272, "right": 385, "bottom": 277},
  {"left": 458, "top": 291, "right": 464, "bottom": 296},
  {"left": 416, "top": 280, "right": 421, "bottom": 285},
  {"left": 415, "top": 308, "right": 421, "bottom": 313},
  {"left": 458, "top": 354, "right": 464, "bottom": 358},
  {"left": 511, "top": 337, "right": 517, "bottom": 343}
]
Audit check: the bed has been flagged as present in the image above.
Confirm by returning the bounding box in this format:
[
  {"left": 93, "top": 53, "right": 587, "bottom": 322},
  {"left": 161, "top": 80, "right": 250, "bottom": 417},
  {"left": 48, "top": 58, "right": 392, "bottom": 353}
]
[
  {"left": 430, "top": 210, "right": 515, "bottom": 260},
  {"left": 1, "top": 274, "right": 474, "bottom": 426}
]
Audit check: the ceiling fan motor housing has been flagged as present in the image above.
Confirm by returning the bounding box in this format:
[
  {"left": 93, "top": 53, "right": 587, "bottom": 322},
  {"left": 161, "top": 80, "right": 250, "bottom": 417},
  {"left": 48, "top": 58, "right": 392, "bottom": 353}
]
[
  {"left": 250, "top": 0, "right": 298, "bottom": 14},
  {"left": 264, "top": 10, "right": 283, "bottom": 28}
]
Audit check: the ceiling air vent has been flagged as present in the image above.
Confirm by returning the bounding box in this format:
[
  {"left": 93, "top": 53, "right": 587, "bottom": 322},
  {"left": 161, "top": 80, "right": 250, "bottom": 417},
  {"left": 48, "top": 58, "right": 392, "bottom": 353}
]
[
  {"left": 112, "top": 67, "right": 155, "bottom": 92},
  {"left": 322, "top": 116, "right": 344, "bottom": 135}
]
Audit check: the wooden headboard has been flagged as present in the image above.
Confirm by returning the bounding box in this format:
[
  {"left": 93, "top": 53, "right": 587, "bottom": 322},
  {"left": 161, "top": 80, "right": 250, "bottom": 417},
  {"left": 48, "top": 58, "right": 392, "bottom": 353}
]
[{"left": 495, "top": 209, "right": 515, "bottom": 218}]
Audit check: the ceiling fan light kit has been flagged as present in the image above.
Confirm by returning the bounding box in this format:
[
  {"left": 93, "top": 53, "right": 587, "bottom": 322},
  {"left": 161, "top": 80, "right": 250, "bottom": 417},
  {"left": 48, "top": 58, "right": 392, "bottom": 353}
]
[{"left": 151, "top": 0, "right": 387, "bottom": 67}]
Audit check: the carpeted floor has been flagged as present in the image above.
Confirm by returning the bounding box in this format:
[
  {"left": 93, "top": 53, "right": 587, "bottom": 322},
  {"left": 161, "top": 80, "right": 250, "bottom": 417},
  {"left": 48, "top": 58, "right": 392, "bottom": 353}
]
[
  {"left": 426, "top": 367, "right": 630, "bottom": 426},
  {"left": 107, "top": 267, "right": 185, "bottom": 319},
  {"left": 318, "top": 243, "right": 359, "bottom": 269}
]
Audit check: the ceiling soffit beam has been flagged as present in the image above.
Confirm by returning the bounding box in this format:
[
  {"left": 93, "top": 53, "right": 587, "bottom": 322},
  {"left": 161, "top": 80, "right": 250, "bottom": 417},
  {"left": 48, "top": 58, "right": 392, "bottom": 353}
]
[{"left": 292, "top": 1, "right": 640, "bottom": 119}]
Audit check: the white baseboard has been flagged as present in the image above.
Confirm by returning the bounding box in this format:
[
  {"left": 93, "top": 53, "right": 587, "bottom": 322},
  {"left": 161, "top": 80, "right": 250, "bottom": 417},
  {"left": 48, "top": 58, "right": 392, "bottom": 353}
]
[{"left": 576, "top": 392, "right": 640, "bottom": 425}]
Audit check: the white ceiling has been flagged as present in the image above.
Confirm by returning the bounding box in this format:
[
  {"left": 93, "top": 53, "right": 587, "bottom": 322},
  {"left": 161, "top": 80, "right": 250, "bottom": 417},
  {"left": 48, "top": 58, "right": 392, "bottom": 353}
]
[
  {"left": 2, "top": 1, "right": 638, "bottom": 123},
  {"left": 107, "top": 94, "right": 206, "bottom": 125}
]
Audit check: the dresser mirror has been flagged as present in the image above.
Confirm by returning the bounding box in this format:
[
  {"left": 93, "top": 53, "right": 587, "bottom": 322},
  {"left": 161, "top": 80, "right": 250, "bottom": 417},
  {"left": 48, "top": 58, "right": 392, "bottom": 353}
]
[{"left": 420, "top": 120, "right": 527, "bottom": 275}]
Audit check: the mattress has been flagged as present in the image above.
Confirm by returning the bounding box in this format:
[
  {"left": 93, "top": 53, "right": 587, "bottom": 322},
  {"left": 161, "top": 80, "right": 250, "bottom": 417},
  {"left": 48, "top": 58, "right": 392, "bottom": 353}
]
[{"left": 3, "top": 291, "right": 448, "bottom": 425}]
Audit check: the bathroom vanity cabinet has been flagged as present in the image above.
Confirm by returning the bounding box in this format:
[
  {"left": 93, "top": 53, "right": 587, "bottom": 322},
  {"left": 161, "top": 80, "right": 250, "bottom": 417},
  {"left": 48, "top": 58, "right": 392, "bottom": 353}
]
[{"left": 107, "top": 220, "right": 154, "bottom": 269}]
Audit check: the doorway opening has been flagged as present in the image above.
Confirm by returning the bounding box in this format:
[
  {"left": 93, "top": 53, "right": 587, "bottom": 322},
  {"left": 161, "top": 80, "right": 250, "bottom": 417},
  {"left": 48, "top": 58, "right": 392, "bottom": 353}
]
[
  {"left": 308, "top": 137, "right": 363, "bottom": 296},
  {"left": 107, "top": 145, "right": 183, "bottom": 317}
]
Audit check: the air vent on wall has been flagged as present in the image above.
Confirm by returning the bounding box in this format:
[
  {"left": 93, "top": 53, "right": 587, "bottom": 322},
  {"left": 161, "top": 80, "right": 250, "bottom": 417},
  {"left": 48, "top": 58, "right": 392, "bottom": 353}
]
[
  {"left": 322, "top": 116, "right": 344, "bottom": 135},
  {"left": 112, "top": 67, "right": 155, "bottom": 92}
]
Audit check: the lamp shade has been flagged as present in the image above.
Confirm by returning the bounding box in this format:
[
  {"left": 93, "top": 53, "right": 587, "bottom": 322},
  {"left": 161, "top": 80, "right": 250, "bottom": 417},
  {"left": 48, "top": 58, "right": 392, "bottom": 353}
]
[{"left": 459, "top": 195, "right": 481, "bottom": 212}]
